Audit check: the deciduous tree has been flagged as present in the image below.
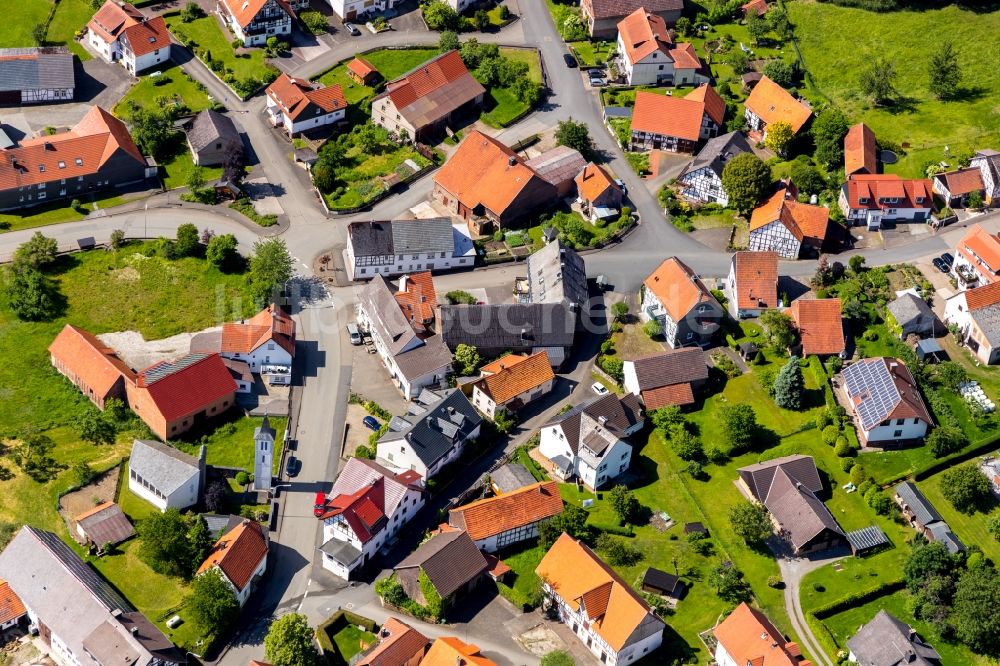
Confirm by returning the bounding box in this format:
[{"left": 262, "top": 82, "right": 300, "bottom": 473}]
[
  {"left": 79, "top": 411, "right": 117, "bottom": 446},
  {"left": 453, "top": 343, "right": 480, "bottom": 375},
  {"left": 175, "top": 223, "right": 201, "bottom": 258},
  {"left": 859, "top": 57, "right": 898, "bottom": 105},
  {"left": 422, "top": 1, "right": 461, "bottom": 31},
  {"left": 760, "top": 310, "right": 797, "bottom": 351},
  {"left": 207, "top": 233, "right": 239, "bottom": 269},
  {"left": 15, "top": 232, "right": 58, "bottom": 268},
  {"left": 764, "top": 121, "right": 794, "bottom": 157},
  {"left": 942, "top": 464, "right": 992, "bottom": 514},
  {"left": 264, "top": 613, "right": 319, "bottom": 666},
  {"left": 721, "top": 153, "right": 772, "bottom": 214},
  {"left": 555, "top": 118, "right": 595, "bottom": 158},
  {"left": 608, "top": 485, "right": 640, "bottom": 525},
  {"left": 721, "top": 403, "right": 758, "bottom": 454},
  {"left": 186, "top": 569, "right": 239, "bottom": 631},
  {"left": 729, "top": 501, "right": 772, "bottom": 546},
  {"left": 952, "top": 565, "right": 1000, "bottom": 655},
  {"left": 928, "top": 41, "right": 961, "bottom": 100},
  {"left": 248, "top": 238, "right": 293, "bottom": 306},
  {"left": 5, "top": 264, "right": 59, "bottom": 322}
]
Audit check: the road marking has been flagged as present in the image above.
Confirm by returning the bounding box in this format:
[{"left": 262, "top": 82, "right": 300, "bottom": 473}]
[
  {"left": 301, "top": 263, "right": 309, "bottom": 270},
  {"left": 296, "top": 585, "right": 310, "bottom": 612}
]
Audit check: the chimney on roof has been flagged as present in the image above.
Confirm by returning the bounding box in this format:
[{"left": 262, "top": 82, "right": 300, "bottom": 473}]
[
  {"left": 131, "top": 627, "right": 139, "bottom": 636},
  {"left": 43, "top": 141, "right": 53, "bottom": 151},
  {"left": 400, "top": 275, "right": 408, "bottom": 292},
  {"left": 508, "top": 155, "right": 517, "bottom": 167},
  {"left": 447, "top": 406, "right": 455, "bottom": 415},
  {"left": 598, "top": 416, "right": 608, "bottom": 425}
]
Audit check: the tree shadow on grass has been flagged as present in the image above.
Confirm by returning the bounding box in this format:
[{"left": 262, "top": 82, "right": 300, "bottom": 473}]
[{"left": 883, "top": 95, "right": 919, "bottom": 115}]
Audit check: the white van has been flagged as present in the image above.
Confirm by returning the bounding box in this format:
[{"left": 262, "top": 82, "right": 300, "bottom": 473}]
[{"left": 347, "top": 323, "right": 362, "bottom": 345}]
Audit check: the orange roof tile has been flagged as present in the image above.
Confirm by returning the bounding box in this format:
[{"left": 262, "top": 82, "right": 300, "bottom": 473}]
[
  {"left": 714, "top": 603, "right": 811, "bottom": 666},
  {"left": 643, "top": 257, "right": 719, "bottom": 323},
  {"left": 221, "top": 304, "right": 296, "bottom": 356},
  {"left": 575, "top": 162, "right": 619, "bottom": 203},
  {"left": 449, "top": 481, "right": 563, "bottom": 541},
  {"left": 394, "top": 272, "right": 437, "bottom": 331},
  {"left": 266, "top": 73, "right": 346, "bottom": 121},
  {"left": 197, "top": 520, "right": 268, "bottom": 591},
  {"left": 421, "top": 637, "right": 495, "bottom": 666},
  {"left": 219, "top": 0, "right": 293, "bottom": 29},
  {"left": 641, "top": 382, "right": 695, "bottom": 409},
  {"left": 0, "top": 106, "right": 145, "bottom": 190},
  {"left": 965, "top": 280, "right": 1000, "bottom": 311},
  {"left": 749, "top": 188, "right": 789, "bottom": 233},
  {"left": 87, "top": 0, "right": 144, "bottom": 44},
  {"left": 844, "top": 123, "right": 877, "bottom": 176},
  {"left": 135, "top": 353, "right": 237, "bottom": 422},
  {"left": 670, "top": 43, "right": 704, "bottom": 72},
  {"left": 631, "top": 90, "right": 706, "bottom": 142},
  {"left": 120, "top": 16, "right": 170, "bottom": 57},
  {"left": 479, "top": 354, "right": 530, "bottom": 375},
  {"left": 474, "top": 351, "right": 554, "bottom": 405},
  {"left": 957, "top": 224, "right": 1000, "bottom": 278},
  {"left": 790, "top": 298, "right": 845, "bottom": 356},
  {"left": 742, "top": 0, "right": 768, "bottom": 15},
  {"left": 750, "top": 189, "right": 830, "bottom": 244},
  {"left": 73, "top": 500, "right": 118, "bottom": 522},
  {"left": 936, "top": 167, "right": 984, "bottom": 196},
  {"left": 434, "top": 130, "right": 545, "bottom": 217},
  {"left": 535, "top": 534, "right": 661, "bottom": 651},
  {"left": 383, "top": 49, "right": 481, "bottom": 115},
  {"left": 356, "top": 618, "right": 428, "bottom": 666},
  {"left": 744, "top": 76, "right": 812, "bottom": 134},
  {"left": 347, "top": 56, "right": 377, "bottom": 79},
  {"left": 617, "top": 8, "right": 672, "bottom": 64},
  {"left": 844, "top": 174, "right": 932, "bottom": 211},
  {"left": 48, "top": 324, "right": 135, "bottom": 398},
  {"left": 732, "top": 251, "right": 779, "bottom": 310},
  {"left": 0, "top": 579, "right": 26, "bottom": 626}
]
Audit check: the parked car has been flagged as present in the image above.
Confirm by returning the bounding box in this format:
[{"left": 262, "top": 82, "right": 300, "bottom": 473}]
[
  {"left": 313, "top": 491, "right": 327, "bottom": 517},
  {"left": 941, "top": 252, "right": 954, "bottom": 267},
  {"left": 614, "top": 178, "right": 627, "bottom": 196},
  {"left": 344, "top": 22, "right": 361, "bottom": 35},
  {"left": 591, "top": 382, "right": 610, "bottom": 396},
  {"left": 363, "top": 415, "right": 382, "bottom": 431},
  {"left": 589, "top": 76, "right": 607, "bottom": 87},
  {"left": 563, "top": 53, "right": 577, "bottom": 68},
  {"left": 347, "top": 323, "right": 362, "bottom": 345},
  {"left": 286, "top": 456, "right": 301, "bottom": 478},
  {"left": 932, "top": 257, "right": 949, "bottom": 273}
]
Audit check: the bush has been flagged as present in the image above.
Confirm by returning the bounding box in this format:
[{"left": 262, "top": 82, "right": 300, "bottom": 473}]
[
  {"left": 234, "top": 471, "right": 249, "bottom": 486},
  {"left": 300, "top": 10, "right": 327, "bottom": 34},
  {"left": 595, "top": 533, "right": 642, "bottom": 566},
  {"left": 834, "top": 438, "right": 854, "bottom": 457}
]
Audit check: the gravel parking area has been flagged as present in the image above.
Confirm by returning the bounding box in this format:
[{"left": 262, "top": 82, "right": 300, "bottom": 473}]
[{"left": 100, "top": 327, "right": 220, "bottom": 371}]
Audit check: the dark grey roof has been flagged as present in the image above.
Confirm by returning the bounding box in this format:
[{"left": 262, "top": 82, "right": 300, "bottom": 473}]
[
  {"left": 76, "top": 502, "right": 135, "bottom": 548},
  {"left": 628, "top": 347, "right": 708, "bottom": 391},
  {"left": 969, "top": 301, "right": 1000, "bottom": 348},
  {"left": 587, "top": 0, "right": 683, "bottom": 20},
  {"left": 393, "top": 334, "right": 454, "bottom": 382},
  {"left": 846, "top": 610, "right": 941, "bottom": 666},
  {"left": 763, "top": 467, "right": 844, "bottom": 551},
  {"left": 894, "top": 482, "right": 943, "bottom": 526},
  {"left": 391, "top": 217, "right": 455, "bottom": 254},
  {"left": 0, "top": 47, "right": 74, "bottom": 93},
  {"left": 846, "top": 525, "right": 889, "bottom": 553},
  {"left": 358, "top": 274, "right": 420, "bottom": 356},
  {"left": 926, "top": 522, "right": 965, "bottom": 553},
  {"left": 319, "top": 537, "right": 361, "bottom": 566},
  {"left": 525, "top": 241, "right": 588, "bottom": 307},
  {"left": 887, "top": 293, "right": 940, "bottom": 334},
  {"left": 348, "top": 221, "right": 395, "bottom": 257},
  {"left": 380, "top": 389, "right": 482, "bottom": 468},
  {"left": 603, "top": 106, "right": 633, "bottom": 119},
  {"left": 129, "top": 439, "right": 201, "bottom": 497},
  {"left": 439, "top": 303, "right": 576, "bottom": 351},
  {"left": 738, "top": 454, "right": 823, "bottom": 501},
  {"left": 490, "top": 463, "right": 537, "bottom": 494},
  {"left": 201, "top": 514, "right": 245, "bottom": 539},
  {"left": 525, "top": 146, "right": 587, "bottom": 189},
  {"left": 186, "top": 109, "right": 241, "bottom": 154},
  {"left": 543, "top": 393, "right": 644, "bottom": 455},
  {"left": 681, "top": 131, "right": 753, "bottom": 179},
  {"left": 395, "top": 529, "right": 488, "bottom": 599},
  {"left": 642, "top": 567, "right": 683, "bottom": 597}
]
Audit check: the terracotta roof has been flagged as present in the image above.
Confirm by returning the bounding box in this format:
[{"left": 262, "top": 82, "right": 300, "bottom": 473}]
[
  {"left": 120, "top": 16, "right": 170, "bottom": 57},
  {"left": 790, "top": 298, "right": 845, "bottom": 356},
  {"left": 319, "top": 478, "right": 390, "bottom": 543},
  {"left": 393, "top": 272, "right": 437, "bottom": 331},
  {"left": 0, "top": 106, "right": 145, "bottom": 190},
  {"left": 48, "top": 324, "right": 135, "bottom": 397},
  {"left": 347, "top": 56, "right": 377, "bottom": 79},
  {"left": 669, "top": 43, "right": 705, "bottom": 72},
  {"left": 219, "top": 0, "right": 292, "bottom": 29},
  {"left": 714, "top": 603, "right": 811, "bottom": 666},
  {"left": 134, "top": 353, "right": 237, "bottom": 422},
  {"left": 473, "top": 351, "right": 554, "bottom": 406},
  {"left": 844, "top": 174, "right": 932, "bottom": 211},
  {"left": 479, "top": 353, "right": 531, "bottom": 375},
  {"left": 87, "top": 0, "right": 144, "bottom": 44},
  {"left": 741, "top": 0, "right": 768, "bottom": 15},
  {"left": 731, "top": 251, "right": 779, "bottom": 310},
  {"left": 643, "top": 256, "right": 719, "bottom": 323},
  {"left": 221, "top": 304, "right": 295, "bottom": 356},
  {"left": 266, "top": 73, "right": 345, "bottom": 121},
  {"left": 935, "top": 167, "right": 984, "bottom": 196},
  {"left": 197, "top": 520, "right": 268, "bottom": 591},
  {"left": 587, "top": 0, "right": 684, "bottom": 20},
  {"left": 631, "top": 90, "right": 708, "bottom": 142},
  {"left": 535, "top": 534, "right": 663, "bottom": 652},
  {"left": 421, "top": 637, "right": 495, "bottom": 666},
  {"left": 617, "top": 8, "right": 672, "bottom": 64},
  {"left": 750, "top": 188, "right": 829, "bottom": 244},
  {"left": 356, "top": 618, "right": 428, "bottom": 666},
  {"left": 448, "top": 481, "right": 563, "bottom": 541},
  {"left": 379, "top": 50, "right": 485, "bottom": 129},
  {"left": 744, "top": 76, "right": 812, "bottom": 134},
  {"left": 844, "top": 123, "right": 877, "bottom": 176},
  {"left": 642, "top": 382, "right": 695, "bottom": 408},
  {"left": 841, "top": 357, "right": 933, "bottom": 431},
  {"left": 957, "top": 224, "right": 1000, "bottom": 278},
  {"left": 0, "top": 579, "right": 26, "bottom": 626},
  {"left": 575, "top": 162, "right": 619, "bottom": 203},
  {"left": 434, "top": 130, "right": 546, "bottom": 217},
  {"left": 965, "top": 280, "right": 1000, "bottom": 311}
]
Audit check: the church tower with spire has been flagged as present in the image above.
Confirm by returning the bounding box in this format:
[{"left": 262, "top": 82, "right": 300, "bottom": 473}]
[{"left": 253, "top": 415, "right": 276, "bottom": 491}]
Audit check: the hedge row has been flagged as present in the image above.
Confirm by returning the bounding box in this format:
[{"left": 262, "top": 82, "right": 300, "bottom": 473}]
[
  {"left": 316, "top": 610, "right": 378, "bottom": 666},
  {"left": 914, "top": 432, "right": 1000, "bottom": 481},
  {"left": 810, "top": 579, "right": 905, "bottom": 620}
]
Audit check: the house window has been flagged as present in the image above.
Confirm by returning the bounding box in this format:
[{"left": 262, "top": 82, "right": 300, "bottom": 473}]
[
  {"left": 896, "top": 419, "right": 904, "bottom": 426},
  {"left": 894, "top": 430, "right": 903, "bottom": 438}
]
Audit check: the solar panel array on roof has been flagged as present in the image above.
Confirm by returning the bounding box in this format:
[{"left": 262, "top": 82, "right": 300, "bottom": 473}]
[
  {"left": 846, "top": 525, "right": 889, "bottom": 553},
  {"left": 842, "top": 359, "right": 901, "bottom": 430},
  {"left": 141, "top": 353, "right": 209, "bottom": 384},
  {"left": 32, "top": 528, "right": 134, "bottom": 613}
]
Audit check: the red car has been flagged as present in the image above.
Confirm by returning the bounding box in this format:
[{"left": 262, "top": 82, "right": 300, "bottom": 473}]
[{"left": 313, "top": 492, "right": 327, "bottom": 517}]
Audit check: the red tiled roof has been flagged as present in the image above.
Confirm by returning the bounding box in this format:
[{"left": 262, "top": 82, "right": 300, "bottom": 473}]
[
  {"left": 0, "top": 579, "right": 26, "bottom": 626},
  {"left": 575, "top": 162, "right": 619, "bottom": 203},
  {"left": 356, "top": 618, "right": 429, "bottom": 666},
  {"left": 935, "top": 167, "right": 984, "bottom": 197},
  {"left": 750, "top": 188, "right": 829, "bottom": 244},
  {"left": 844, "top": 123, "right": 877, "bottom": 176},
  {"left": 617, "top": 8, "right": 672, "bottom": 64},
  {"left": 221, "top": 304, "right": 296, "bottom": 356},
  {"left": 479, "top": 354, "right": 530, "bottom": 375},
  {"left": 120, "top": 16, "right": 170, "bottom": 57},
  {"left": 449, "top": 481, "right": 563, "bottom": 541},
  {"left": 197, "top": 520, "right": 268, "bottom": 591},
  {"left": 964, "top": 280, "right": 1000, "bottom": 311},
  {"left": 347, "top": 56, "right": 377, "bottom": 79},
  {"left": 87, "top": 0, "right": 144, "bottom": 44},
  {"left": 844, "top": 174, "right": 933, "bottom": 211},
  {"left": 394, "top": 272, "right": 437, "bottom": 330},
  {"left": 669, "top": 43, "right": 704, "bottom": 72},
  {"left": 48, "top": 324, "right": 135, "bottom": 398},
  {"left": 135, "top": 353, "right": 237, "bottom": 422},
  {"left": 790, "top": 298, "right": 845, "bottom": 356},
  {"left": 957, "top": 224, "right": 1000, "bottom": 280},
  {"left": 714, "top": 603, "right": 811, "bottom": 666},
  {"left": 732, "top": 251, "right": 779, "bottom": 310},
  {"left": 741, "top": 0, "right": 768, "bottom": 15},
  {"left": 631, "top": 90, "right": 706, "bottom": 142},
  {"left": 219, "top": 0, "right": 293, "bottom": 29},
  {"left": 0, "top": 106, "right": 145, "bottom": 190},
  {"left": 319, "top": 479, "right": 388, "bottom": 543},
  {"left": 422, "top": 637, "right": 495, "bottom": 666},
  {"left": 266, "top": 73, "right": 346, "bottom": 121},
  {"left": 744, "top": 76, "right": 812, "bottom": 134},
  {"left": 384, "top": 49, "right": 477, "bottom": 112},
  {"left": 642, "top": 383, "right": 695, "bottom": 409},
  {"left": 474, "top": 351, "right": 554, "bottom": 405},
  {"left": 643, "top": 256, "right": 718, "bottom": 323}
]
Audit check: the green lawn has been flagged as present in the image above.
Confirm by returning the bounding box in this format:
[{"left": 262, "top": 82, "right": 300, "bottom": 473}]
[
  {"left": 918, "top": 472, "right": 1000, "bottom": 564},
  {"left": 160, "top": 147, "right": 223, "bottom": 191},
  {"left": 0, "top": 0, "right": 51, "bottom": 49},
  {"left": 363, "top": 47, "right": 439, "bottom": 81},
  {"left": 496, "top": 542, "right": 545, "bottom": 609},
  {"left": 0, "top": 192, "right": 139, "bottom": 233},
  {"left": 323, "top": 139, "right": 431, "bottom": 211},
  {"left": 46, "top": 0, "right": 93, "bottom": 60},
  {"left": 499, "top": 47, "right": 542, "bottom": 84},
  {"left": 568, "top": 40, "right": 613, "bottom": 68},
  {"left": 164, "top": 12, "right": 276, "bottom": 95},
  {"left": 789, "top": 0, "right": 1000, "bottom": 178},
  {"left": 333, "top": 625, "right": 377, "bottom": 660},
  {"left": 314, "top": 62, "right": 379, "bottom": 106},
  {"left": 114, "top": 64, "right": 213, "bottom": 118},
  {"left": 175, "top": 415, "right": 286, "bottom": 474}
]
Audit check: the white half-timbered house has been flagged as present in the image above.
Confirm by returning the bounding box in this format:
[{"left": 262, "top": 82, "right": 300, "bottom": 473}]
[{"left": 678, "top": 131, "right": 752, "bottom": 206}]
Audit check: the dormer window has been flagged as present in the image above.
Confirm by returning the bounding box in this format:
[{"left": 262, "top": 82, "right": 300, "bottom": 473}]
[
  {"left": 858, "top": 197, "right": 868, "bottom": 204},
  {"left": 38, "top": 164, "right": 45, "bottom": 172}
]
